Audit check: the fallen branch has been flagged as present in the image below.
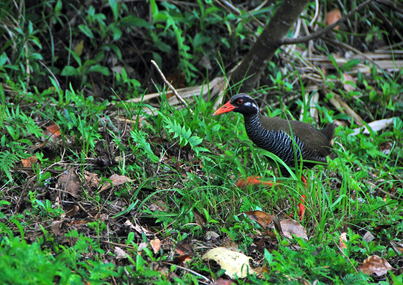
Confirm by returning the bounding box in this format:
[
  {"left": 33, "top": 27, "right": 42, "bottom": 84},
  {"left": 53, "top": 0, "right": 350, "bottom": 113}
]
[{"left": 151, "top": 60, "right": 194, "bottom": 115}]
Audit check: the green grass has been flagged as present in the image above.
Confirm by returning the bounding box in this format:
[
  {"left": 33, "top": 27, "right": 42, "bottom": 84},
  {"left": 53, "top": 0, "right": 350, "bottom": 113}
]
[
  {"left": 1, "top": 86, "right": 402, "bottom": 284},
  {"left": 1, "top": 0, "right": 403, "bottom": 284}
]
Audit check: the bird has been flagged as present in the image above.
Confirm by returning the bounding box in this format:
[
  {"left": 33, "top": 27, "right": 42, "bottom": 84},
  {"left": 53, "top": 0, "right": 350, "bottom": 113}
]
[{"left": 213, "top": 93, "right": 335, "bottom": 220}]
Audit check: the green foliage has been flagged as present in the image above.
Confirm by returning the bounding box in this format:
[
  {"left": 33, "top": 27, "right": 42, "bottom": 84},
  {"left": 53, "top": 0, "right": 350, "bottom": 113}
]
[
  {"left": 0, "top": 1, "right": 402, "bottom": 284},
  {"left": 0, "top": 106, "right": 43, "bottom": 181},
  {"left": 262, "top": 241, "right": 372, "bottom": 284},
  {"left": 0, "top": 231, "right": 117, "bottom": 284},
  {"left": 130, "top": 130, "right": 159, "bottom": 163},
  {"left": 162, "top": 112, "right": 209, "bottom": 155}
]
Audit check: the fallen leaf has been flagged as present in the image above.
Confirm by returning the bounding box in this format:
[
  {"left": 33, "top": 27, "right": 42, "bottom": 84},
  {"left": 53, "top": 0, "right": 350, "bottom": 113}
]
[
  {"left": 326, "top": 8, "right": 341, "bottom": 30},
  {"left": 202, "top": 247, "right": 257, "bottom": 279},
  {"left": 44, "top": 123, "right": 61, "bottom": 140},
  {"left": 280, "top": 219, "right": 308, "bottom": 240},
  {"left": 360, "top": 255, "right": 393, "bottom": 276},
  {"left": 21, "top": 156, "right": 38, "bottom": 167},
  {"left": 391, "top": 241, "right": 403, "bottom": 255},
  {"left": 51, "top": 220, "right": 63, "bottom": 236},
  {"left": 193, "top": 208, "right": 206, "bottom": 227},
  {"left": 137, "top": 242, "right": 148, "bottom": 253},
  {"left": 363, "top": 231, "right": 375, "bottom": 243},
  {"left": 114, "top": 247, "right": 127, "bottom": 260},
  {"left": 206, "top": 231, "right": 220, "bottom": 241},
  {"left": 150, "top": 238, "right": 161, "bottom": 254},
  {"left": 244, "top": 211, "right": 272, "bottom": 229},
  {"left": 75, "top": 40, "right": 84, "bottom": 56},
  {"left": 84, "top": 171, "right": 100, "bottom": 188},
  {"left": 98, "top": 174, "right": 131, "bottom": 193},
  {"left": 57, "top": 168, "right": 81, "bottom": 197}
]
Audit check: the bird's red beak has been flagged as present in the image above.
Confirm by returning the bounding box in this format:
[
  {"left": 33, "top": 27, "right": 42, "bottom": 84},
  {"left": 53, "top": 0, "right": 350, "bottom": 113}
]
[{"left": 213, "top": 101, "right": 236, "bottom": 116}]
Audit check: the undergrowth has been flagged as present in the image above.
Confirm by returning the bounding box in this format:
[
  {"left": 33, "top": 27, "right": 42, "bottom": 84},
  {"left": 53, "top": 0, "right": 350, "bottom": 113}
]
[{"left": 1, "top": 0, "right": 403, "bottom": 284}]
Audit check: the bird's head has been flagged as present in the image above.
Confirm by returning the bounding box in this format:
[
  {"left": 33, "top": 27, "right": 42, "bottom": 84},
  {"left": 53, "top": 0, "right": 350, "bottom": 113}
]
[{"left": 213, "top": 93, "right": 259, "bottom": 116}]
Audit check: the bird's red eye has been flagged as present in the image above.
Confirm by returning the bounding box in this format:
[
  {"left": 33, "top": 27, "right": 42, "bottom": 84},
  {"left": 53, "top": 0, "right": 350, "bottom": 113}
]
[{"left": 237, "top": 99, "right": 243, "bottom": 105}]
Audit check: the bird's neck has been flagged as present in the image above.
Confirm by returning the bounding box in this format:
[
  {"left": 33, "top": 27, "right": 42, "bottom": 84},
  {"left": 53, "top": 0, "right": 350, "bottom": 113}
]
[{"left": 243, "top": 113, "right": 261, "bottom": 129}]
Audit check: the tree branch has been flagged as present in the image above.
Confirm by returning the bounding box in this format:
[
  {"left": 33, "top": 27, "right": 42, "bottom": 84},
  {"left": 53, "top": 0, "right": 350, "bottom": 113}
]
[
  {"left": 232, "top": 0, "right": 311, "bottom": 92},
  {"left": 281, "top": 0, "right": 374, "bottom": 45}
]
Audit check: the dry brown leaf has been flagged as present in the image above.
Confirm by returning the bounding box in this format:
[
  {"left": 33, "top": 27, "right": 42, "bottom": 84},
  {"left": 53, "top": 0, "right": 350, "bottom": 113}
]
[
  {"left": 360, "top": 255, "right": 393, "bottom": 276},
  {"left": 206, "top": 231, "right": 220, "bottom": 241},
  {"left": 280, "top": 219, "right": 308, "bottom": 240},
  {"left": 51, "top": 220, "right": 63, "bottom": 236},
  {"left": 202, "top": 247, "right": 257, "bottom": 279},
  {"left": 326, "top": 8, "right": 341, "bottom": 30},
  {"left": 391, "top": 241, "right": 403, "bottom": 255},
  {"left": 21, "top": 156, "right": 38, "bottom": 167},
  {"left": 98, "top": 174, "right": 131, "bottom": 192},
  {"left": 193, "top": 208, "right": 206, "bottom": 227},
  {"left": 110, "top": 174, "right": 131, "bottom": 186},
  {"left": 363, "top": 231, "right": 375, "bottom": 243},
  {"left": 150, "top": 238, "right": 161, "bottom": 254},
  {"left": 244, "top": 210, "right": 273, "bottom": 229},
  {"left": 84, "top": 171, "right": 100, "bottom": 188},
  {"left": 114, "top": 247, "right": 127, "bottom": 260},
  {"left": 343, "top": 74, "right": 356, "bottom": 92},
  {"left": 57, "top": 168, "right": 81, "bottom": 197},
  {"left": 340, "top": 232, "right": 348, "bottom": 250},
  {"left": 44, "top": 123, "right": 61, "bottom": 140},
  {"left": 137, "top": 242, "right": 148, "bottom": 253}
]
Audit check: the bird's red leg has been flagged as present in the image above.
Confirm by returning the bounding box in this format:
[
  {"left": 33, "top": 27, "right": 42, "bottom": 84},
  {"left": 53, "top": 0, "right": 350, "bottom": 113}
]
[
  {"left": 236, "top": 174, "right": 307, "bottom": 222},
  {"left": 235, "top": 176, "right": 275, "bottom": 188},
  {"left": 297, "top": 175, "right": 308, "bottom": 221}
]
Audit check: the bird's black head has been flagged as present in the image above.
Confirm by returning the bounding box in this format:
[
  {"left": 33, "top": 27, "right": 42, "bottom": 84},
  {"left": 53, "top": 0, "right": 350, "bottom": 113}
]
[{"left": 213, "top": 93, "right": 259, "bottom": 116}]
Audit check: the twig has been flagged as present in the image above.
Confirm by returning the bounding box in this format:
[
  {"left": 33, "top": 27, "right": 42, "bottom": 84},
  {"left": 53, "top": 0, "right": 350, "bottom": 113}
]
[
  {"left": 151, "top": 60, "right": 194, "bottom": 115},
  {"left": 332, "top": 239, "right": 359, "bottom": 274},
  {"left": 309, "top": 0, "right": 319, "bottom": 26},
  {"left": 162, "top": 262, "right": 212, "bottom": 284},
  {"left": 281, "top": 0, "right": 374, "bottom": 45}
]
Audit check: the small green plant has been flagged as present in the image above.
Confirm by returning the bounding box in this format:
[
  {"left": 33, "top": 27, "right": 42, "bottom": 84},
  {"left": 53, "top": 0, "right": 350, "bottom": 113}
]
[
  {"left": 161, "top": 112, "right": 209, "bottom": 155},
  {"left": 130, "top": 129, "right": 159, "bottom": 163}
]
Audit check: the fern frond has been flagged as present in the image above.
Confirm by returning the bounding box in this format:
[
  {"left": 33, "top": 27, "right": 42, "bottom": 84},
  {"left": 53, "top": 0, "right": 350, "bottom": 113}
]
[
  {"left": 130, "top": 130, "right": 159, "bottom": 163},
  {"left": 0, "top": 151, "right": 19, "bottom": 181}
]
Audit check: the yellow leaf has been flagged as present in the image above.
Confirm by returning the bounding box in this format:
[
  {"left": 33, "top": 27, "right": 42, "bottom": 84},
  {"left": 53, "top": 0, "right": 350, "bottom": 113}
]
[
  {"left": 75, "top": 40, "right": 84, "bottom": 56},
  {"left": 202, "top": 247, "right": 256, "bottom": 279}
]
